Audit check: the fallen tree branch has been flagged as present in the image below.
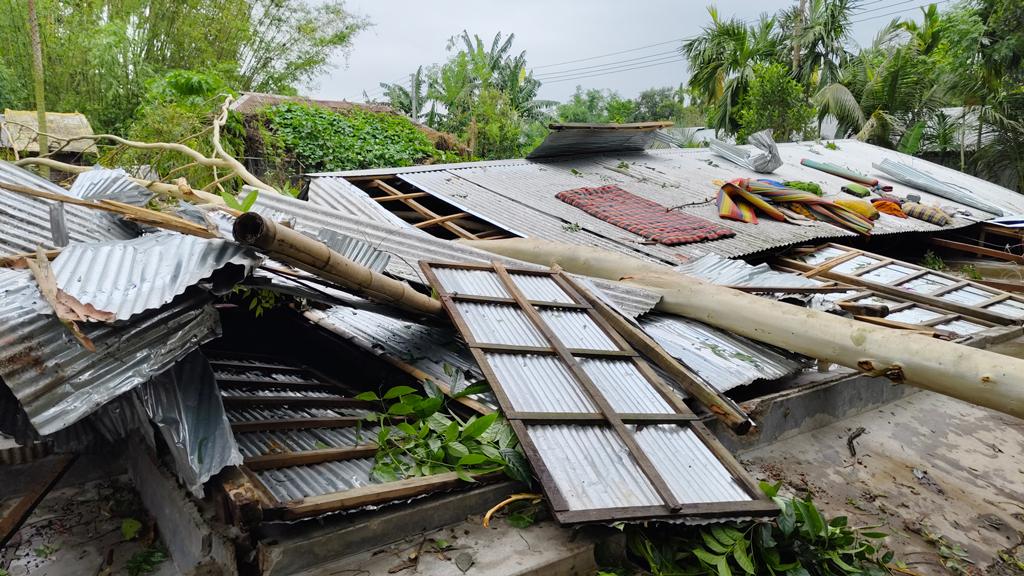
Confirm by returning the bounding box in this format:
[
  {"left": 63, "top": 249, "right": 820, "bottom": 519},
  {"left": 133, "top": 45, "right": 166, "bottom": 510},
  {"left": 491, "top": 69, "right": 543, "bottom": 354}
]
[
  {"left": 0, "top": 181, "right": 219, "bottom": 238},
  {"left": 212, "top": 95, "right": 275, "bottom": 193}
]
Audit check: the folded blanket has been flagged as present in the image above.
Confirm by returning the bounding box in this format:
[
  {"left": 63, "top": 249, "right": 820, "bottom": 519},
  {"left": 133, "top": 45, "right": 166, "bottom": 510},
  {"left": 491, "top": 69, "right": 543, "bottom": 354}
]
[{"left": 556, "top": 185, "right": 735, "bottom": 245}]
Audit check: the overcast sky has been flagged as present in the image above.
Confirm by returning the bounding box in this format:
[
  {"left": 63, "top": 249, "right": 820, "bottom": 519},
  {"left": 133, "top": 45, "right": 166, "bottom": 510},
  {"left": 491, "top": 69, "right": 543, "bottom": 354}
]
[{"left": 309, "top": 0, "right": 934, "bottom": 104}]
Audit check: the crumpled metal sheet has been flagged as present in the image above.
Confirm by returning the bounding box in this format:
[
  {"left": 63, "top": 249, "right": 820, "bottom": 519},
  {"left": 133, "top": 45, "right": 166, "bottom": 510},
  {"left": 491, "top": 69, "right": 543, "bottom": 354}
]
[
  {"left": 675, "top": 253, "right": 823, "bottom": 288},
  {"left": 873, "top": 159, "right": 1006, "bottom": 216},
  {"left": 138, "top": 351, "right": 243, "bottom": 496},
  {"left": 50, "top": 232, "right": 259, "bottom": 320},
  {"left": 0, "top": 161, "right": 135, "bottom": 255},
  {"left": 67, "top": 167, "right": 154, "bottom": 205},
  {"left": 710, "top": 129, "right": 783, "bottom": 173},
  {"left": 640, "top": 314, "right": 803, "bottom": 392},
  {"left": 0, "top": 266, "right": 221, "bottom": 435}
]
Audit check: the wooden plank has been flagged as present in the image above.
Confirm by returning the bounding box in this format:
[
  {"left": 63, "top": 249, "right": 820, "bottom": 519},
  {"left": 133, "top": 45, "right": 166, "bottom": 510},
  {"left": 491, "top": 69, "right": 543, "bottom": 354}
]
[
  {"left": 472, "top": 342, "right": 637, "bottom": 357},
  {"left": 890, "top": 269, "right": 929, "bottom": 286},
  {"left": 489, "top": 261, "right": 683, "bottom": 512},
  {"left": 801, "top": 250, "right": 864, "bottom": 277},
  {"left": 977, "top": 279, "right": 1024, "bottom": 293},
  {"left": 979, "top": 293, "right": 1013, "bottom": 308},
  {"left": 216, "top": 378, "right": 336, "bottom": 394},
  {"left": 208, "top": 359, "right": 310, "bottom": 373},
  {"left": 848, "top": 258, "right": 894, "bottom": 277},
  {"left": 930, "top": 237, "right": 1024, "bottom": 264},
  {"left": 506, "top": 411, "right": 696, "bottom": 423},
  {"left": 374, "top": 191, "right": 427, "bottom": 202},
  {"left": 230, "top": 417, "right": 366, "bottom": 433},
  {"left": 244, "top": 445, "right": 378, "bottom": 471},
  {"left": 413, "top": 212, "right": 470, "bottom": 228},
  {"left": 931, "top": 280, "right": 970, "bottom": 296},
  {"left": 555, "top": 499, "right": 781, "bottom": 524},
  {"left": 448, "top": 293, "right": 587, "bottom": 309},
  {"left": 724, "top": 285, "right": 854, "bottom": 294},
  {"left": 276, "top": 472, "right": 503, "bottom": 520},
  {"left": 220, "top": 395, "right": 372, "bottom": 409},
  {"left": 0, "top": 455, "right": 76, "bottom": 547}
]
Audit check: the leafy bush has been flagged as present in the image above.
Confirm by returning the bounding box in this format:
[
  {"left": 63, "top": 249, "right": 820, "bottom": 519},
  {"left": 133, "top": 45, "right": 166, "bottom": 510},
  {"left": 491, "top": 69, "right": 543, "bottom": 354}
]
[
  {"left": 625, "top": 481, "right": 895, "bottom": 576},
  {"left": 736, "top": 62, "right": 815, "bottom": 143},
  {"left": 262, "top": 102, "right": 441, "bottom": 171}
]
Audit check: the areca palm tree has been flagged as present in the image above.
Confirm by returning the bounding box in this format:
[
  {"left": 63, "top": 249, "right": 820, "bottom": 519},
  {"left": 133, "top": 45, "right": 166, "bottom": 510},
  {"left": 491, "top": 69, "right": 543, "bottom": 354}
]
[
  {"left": 681, "top": 8, "right": 779, "bottom": 135},
  {"left": 814, "top": 21, "right": 946, "bottom": 146},
  {"left": 786, "top": 0, "right": 857, "bottom": 89}
]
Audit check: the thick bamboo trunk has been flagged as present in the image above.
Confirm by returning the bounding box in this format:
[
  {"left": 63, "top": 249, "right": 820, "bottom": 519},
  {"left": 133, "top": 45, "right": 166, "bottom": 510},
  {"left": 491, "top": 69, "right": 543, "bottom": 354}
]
[
  {"left": 465, "top": 238, "right": 1024, "bottom": 420},
  {"left": 233, "top": 213, "right": 442, "bottom": 318}
]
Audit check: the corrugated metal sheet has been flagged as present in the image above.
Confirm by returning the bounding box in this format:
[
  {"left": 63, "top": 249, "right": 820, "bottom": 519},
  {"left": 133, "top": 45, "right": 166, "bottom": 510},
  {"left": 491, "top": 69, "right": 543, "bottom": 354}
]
[
  {"left": 510, "top": 274, "right": 574, "bottom": 303},
  {"left": 306, "top": 177, "right": 409, "bottom": 228},
  {"left": 674, "top": 253, "right": 822, "bottom": 288},
  {"left": 633, "top": 425, "right": 751, "bottom": 503},
  {"left": 236, "top": 427, "right": 375, "bottom": 458},
  {"left": 0, "top": 161, "right": 135, "bottom": 255},
  {"left": 315, "top": 229, "right": 391, "bottom": 273},
  {"left": 456, "top": 302, "right": 547, "bottom": 347},
  {"left": 400, "top": 168, "right": 684, "bottom": 264},
  {"left": 433, "top": 267, "right": 510, "bottom": 298},
  {"left": 250, "top": 190, "right": 659, "bottom": 318},
  {"left": 0, "top": 267, "right": 220, "bottom": 435},
  {"left": 67, "top": 168, "right": 153, "bottom": 205},
  {"left": 527, "top": 123, "right": 667, "bottom": 159},
  {"left": 226, "top": 406, "right": 371, "bottom": 423},
  {"left": 484, "top": 353, "right": 595, "bottom": 413},
  {"left": 526, "top": 424, "right": 752, "bottom": 510},
  {"left": 321, "top": 138, "right": 1024, "bottom": 260},
  {"left": 426, "top": 261, "right": 769, "bottom": 523},
  {"left": 640, "top": 314, "right": 803, "bottom": 392},
  {"left": 257, "top": 458, "right": 375, "bottom": 502},
  {"left": 50, "top": 232, "right": 258, "bottom": 320},
  {"left": 579, "top": 358, "right": 674, "bottom": 414},
  {"left": 527, "top": 424, "right": 661, "bottom": 509},
  {"left": 306, "top": 305, "right": 492, "bottom": 406}
]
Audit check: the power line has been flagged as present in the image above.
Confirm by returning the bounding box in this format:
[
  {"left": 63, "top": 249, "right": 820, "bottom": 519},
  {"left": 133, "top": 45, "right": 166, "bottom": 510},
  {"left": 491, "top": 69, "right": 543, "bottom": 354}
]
[
  {"left": 850, "top": 0, "right": 951, "bottom": 22},
  {"left": 532, "top": 38, "right": 685, "bottom": 70},
  {"left": 536, "top": 55, "right": 686, "bottom": 81},
  {"left": 851, "top": 0, "right": 924, "bottom": 17},
  {"left": 534, "top": 50, "right": 681, "bottom": 79},
  {"left": 540, "top": 58, "right": 687, "bottom": 85}
]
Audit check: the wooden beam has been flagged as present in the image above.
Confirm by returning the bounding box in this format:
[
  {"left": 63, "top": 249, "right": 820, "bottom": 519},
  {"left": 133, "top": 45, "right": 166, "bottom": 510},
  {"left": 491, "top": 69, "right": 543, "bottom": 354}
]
[
  {"left": 413, "top": 212, "right": 470, "bottom": 228},
  {"left": 930, "top": 237, "right": 1024, "bottom": 264},
  {"left": 801, "top": 250, "right": 863, "bottom": 277},
  {"left": 221, "top": 395, "right": 372, "bottom": 409},
  {"left": 275, "top": 472, "right": 503, "bottom": 520},
  {"left": 371, "top": 179, "right": 480, "bottom": 240},
  {"left": 373, "top": 192, "right": 427, "bottom": 202},
  {"left": 724, "top": 285, "right": 853, "bottom": 294},
  {"left": 244, "top": 445, "right": 378, "bottom": 471},
  {"left": 977, "top": 279, "right": 1024, "bottom": 293},
  {"left": 1, "top": 455, "right": 75, "bottom": 547}
]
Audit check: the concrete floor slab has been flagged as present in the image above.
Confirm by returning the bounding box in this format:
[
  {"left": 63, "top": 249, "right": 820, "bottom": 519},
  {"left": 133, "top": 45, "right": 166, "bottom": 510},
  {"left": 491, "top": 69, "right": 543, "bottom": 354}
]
[
  {"left": 742, "top": 390, "right": 1024, "bottom": 575},
  {"left": 291, "top": 518, "right": 601, "bottom": 576}
]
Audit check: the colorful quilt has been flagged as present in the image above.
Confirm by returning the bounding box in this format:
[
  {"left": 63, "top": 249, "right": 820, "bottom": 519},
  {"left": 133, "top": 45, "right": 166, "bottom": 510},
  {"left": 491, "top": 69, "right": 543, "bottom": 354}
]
[{"left": 556, "top": 185, "right": 735, "bottom": 246}]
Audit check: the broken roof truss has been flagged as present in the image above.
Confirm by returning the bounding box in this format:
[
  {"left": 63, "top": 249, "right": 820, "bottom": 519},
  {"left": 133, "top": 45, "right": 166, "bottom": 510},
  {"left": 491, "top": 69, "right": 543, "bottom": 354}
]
[{"left": 420, "top": 260, "right": 777, "bottom": 523}]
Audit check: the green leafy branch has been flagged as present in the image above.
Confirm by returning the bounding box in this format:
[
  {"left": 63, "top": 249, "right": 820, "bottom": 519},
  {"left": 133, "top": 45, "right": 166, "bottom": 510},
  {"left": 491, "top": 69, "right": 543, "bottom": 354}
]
[
  {"left": 355, "top": 385, "right": 531, "bottom": 485},
  {"left": 626, "top": 481, "right": 897, "bottom": 576}
]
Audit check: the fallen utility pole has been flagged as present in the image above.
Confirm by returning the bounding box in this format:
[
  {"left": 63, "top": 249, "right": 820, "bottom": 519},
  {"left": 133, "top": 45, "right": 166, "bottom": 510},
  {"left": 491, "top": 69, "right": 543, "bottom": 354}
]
[
  {"left": 233, "top": 212, "right": 442, "bottom": 317},
  {"left": 466, "top": 238, "right": 1024, "bottom": 421},
  {"left": 560, "top": 272, "right": 755, "bottom": 434}
]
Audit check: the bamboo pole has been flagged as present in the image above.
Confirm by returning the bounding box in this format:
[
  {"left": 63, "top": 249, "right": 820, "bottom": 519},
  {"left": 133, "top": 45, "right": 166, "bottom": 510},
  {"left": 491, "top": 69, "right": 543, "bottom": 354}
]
[
  {"left": 233, "top": 212, "right": 442, "bottom": 317},
  {"left": 465, "top": 238, "right": 1024, "bottom": 421}
]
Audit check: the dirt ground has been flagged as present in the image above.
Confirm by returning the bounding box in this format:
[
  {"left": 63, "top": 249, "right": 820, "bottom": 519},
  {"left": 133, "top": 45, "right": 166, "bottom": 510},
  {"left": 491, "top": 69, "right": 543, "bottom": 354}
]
[
  {"left": 0, "top": 469, "right": 175, "bottom": 576},
  {"left": 742, "top": 389, "right": 1024, "bottom": 575}
]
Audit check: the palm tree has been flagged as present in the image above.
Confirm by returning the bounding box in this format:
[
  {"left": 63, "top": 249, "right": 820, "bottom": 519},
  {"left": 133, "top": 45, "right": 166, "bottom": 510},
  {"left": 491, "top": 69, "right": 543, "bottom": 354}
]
[
  {"left": 379, "top": 66, "right": 428, "bottom": 122},
  {"left": 814, "top": 21, "right": 945, "bottom": 146},
  {"left": 681, "top": 7, "right": 779, "bottom": 135},
  {"left": 786, "top": 0, "right": 858, "bottom": 89}
]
